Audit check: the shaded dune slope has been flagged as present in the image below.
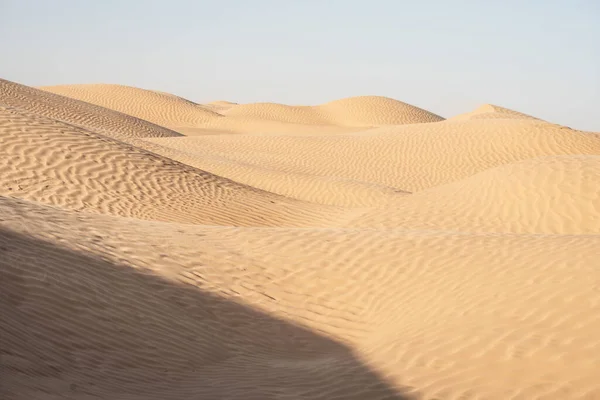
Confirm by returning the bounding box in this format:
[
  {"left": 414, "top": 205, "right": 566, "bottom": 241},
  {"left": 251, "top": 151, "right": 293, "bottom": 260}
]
[
  {"left": 2, "top": 197, "right": 599, "bottom": 399},
  {"left": 0, "top": 197, "right": 409, "bottom": 400}
]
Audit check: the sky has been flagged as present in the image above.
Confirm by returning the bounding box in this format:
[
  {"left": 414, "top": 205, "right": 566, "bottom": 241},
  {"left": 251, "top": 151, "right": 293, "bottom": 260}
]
[{"left": 1, "top": 0, "right": 598, "bottom": 130}]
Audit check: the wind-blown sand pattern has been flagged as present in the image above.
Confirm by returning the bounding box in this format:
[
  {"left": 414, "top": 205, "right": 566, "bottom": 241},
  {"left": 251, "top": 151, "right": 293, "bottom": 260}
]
[
  {"left": 39, "top": 83, "right": 224, "bottom": 130},
  {"left": 0, "top": 105, "right": 344, "bottom": 227},
  {"left": 1, "top": 79, "right": 181, "bottom": 139},
  {"left": 2, "top": 77, "right": 600, "bottom": 400}
]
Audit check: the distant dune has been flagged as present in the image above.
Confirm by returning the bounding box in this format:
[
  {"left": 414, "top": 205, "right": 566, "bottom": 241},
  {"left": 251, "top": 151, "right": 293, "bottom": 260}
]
[
  {"left": 39, "top": 83, "right": 444, "bottom": 134},
  {"left": 2, "top": 77, "right": 600, "bottom": 399},
  {"left": 222, "top": 95, "right": 444, "bottom": 126},
  {"left": 447, "top": 103, "right": 542, "bottom": 121}
]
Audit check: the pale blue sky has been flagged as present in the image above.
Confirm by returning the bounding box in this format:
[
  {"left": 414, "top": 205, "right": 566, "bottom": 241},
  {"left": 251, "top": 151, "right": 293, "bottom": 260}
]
[{"left": 1, "top": 0, "right": 598, "bottom": 130}]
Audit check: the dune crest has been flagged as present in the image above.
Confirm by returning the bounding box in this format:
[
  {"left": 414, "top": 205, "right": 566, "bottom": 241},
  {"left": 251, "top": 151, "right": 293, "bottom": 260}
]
[
  {"left": 204, "top": 100, "right": 239, "bottom": 113},
  {"left": 222, "top": 95, "right": 444, "bottom": 126},
  {"left": 1, "top": 79, "right": 181, "bottom": 139},
  {"left": 39, "top": 83, "right": 444, "bottom": 134},
  {"left": 448, "top": 103, "right": 542, "bottom": 121},
  {"left": 39, "top": 83, "right": 223, "bottom": 129}
]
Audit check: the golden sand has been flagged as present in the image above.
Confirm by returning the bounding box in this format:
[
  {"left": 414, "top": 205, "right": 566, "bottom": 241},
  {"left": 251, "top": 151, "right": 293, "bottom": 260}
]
[{"left": 2, "top": 78, "right": 599, "bottom": 399}]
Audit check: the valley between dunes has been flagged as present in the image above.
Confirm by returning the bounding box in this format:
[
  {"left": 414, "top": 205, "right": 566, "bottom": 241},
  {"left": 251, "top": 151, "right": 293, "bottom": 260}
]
[{"left": 2, "top": 78, "right": 599, "bottom": 399}]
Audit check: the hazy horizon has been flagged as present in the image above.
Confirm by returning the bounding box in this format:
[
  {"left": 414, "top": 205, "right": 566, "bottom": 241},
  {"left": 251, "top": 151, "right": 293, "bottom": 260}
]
[{"left": 1, "top": 0, "right": 598, "bottom": 130}]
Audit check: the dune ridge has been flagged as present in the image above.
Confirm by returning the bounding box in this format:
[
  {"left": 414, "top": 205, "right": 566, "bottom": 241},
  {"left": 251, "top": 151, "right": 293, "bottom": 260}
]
[
  {"left": 2, "top": 77, "right": 600, "bottom": 399},
  {"left": 447, "top": 103, "right": 542, "bottom": 121},
  {"left": 221, "top": 95, "right": 444, "bottom": 126},
  {"left": 40, "top": 83, "right": 224, "bottom": 129},
  {"left": 1, "top": 79, "right": 181, "bottom": 139},
  {"left": 40, "top": 83, "right": 444, "bottom": 134}
]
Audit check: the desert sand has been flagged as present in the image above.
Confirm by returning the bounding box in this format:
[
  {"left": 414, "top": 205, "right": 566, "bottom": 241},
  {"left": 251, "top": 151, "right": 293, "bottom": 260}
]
[{"left": 2, "top": 77, "right": 599, "bottom": 399}]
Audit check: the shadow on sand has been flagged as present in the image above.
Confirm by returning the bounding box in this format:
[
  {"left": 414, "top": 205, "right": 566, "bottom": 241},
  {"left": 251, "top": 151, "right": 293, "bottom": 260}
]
[{"left": 0, "top": 227, "right": 412, "bottom": 399}]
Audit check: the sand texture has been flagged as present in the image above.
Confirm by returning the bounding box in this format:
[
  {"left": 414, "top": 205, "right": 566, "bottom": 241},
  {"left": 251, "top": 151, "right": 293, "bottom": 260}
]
[
  {"left": 2, "top": 78, "right": 600, "bottom": 400},
  {"left": 1, "top": 79, "right": 181, "bottom": 139}
]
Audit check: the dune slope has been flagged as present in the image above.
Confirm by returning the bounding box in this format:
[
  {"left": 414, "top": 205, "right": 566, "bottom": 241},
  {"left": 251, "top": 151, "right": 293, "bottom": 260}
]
[
  {"left": 40, "top": 83, "right": 223, "bottom": 130},
  {"left": 348, "top": 155, "right": 600, "bottom": 233},
  {"left": 151, "top": 118, "right": 600, "bottom": 193},
  {"left": 2, "top": 196, "right": 600, "bottom": 399},
  {"left": 0, "top": 105, "right": 342, "bottom": 227},
  {"left": 1, "top": 78, "right": 181, "bottom": 139},
  {"left": 140, "top": 136, "right": 408, "bottom": 207}
]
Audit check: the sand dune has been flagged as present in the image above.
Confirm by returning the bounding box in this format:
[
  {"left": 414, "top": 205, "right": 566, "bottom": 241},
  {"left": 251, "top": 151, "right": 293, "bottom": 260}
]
[
  {"left": 177, "top": 118, "right": 370, "bottom": 136},
  {"left": 2, "top": 196, "right": 600, "bottom": 399},
  {"left": 40, "top": 83, "right": 444, "bottom": 134},
  {"left": 203, "top": 100, "right": 239, "bottom": 114},
  {"left": 2, "top": 77, "right": 600, "bottom": 399},
  {"left": 0, "top": 104, "right": 343, "bottom": 227},
  {"left": 40, "top": 83, "right": 223, "bottom": 130},
  {"left": 221, "top": 95, "right": 444, "bottom": 126},
  {"left": 348, "top": 155, "right": 600, "bottom": 233},
  {"left": 1, "top": 79, "right": 180, "bottom": 139},
  {"left": 151, "top": 117, "right": 600, "bottom": 195},
  {"left": 447, "top": 103, "right": 542, "bottom": 121},
  {"left": 143, "top": 136, "right": 408, "bottom": 207}
]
